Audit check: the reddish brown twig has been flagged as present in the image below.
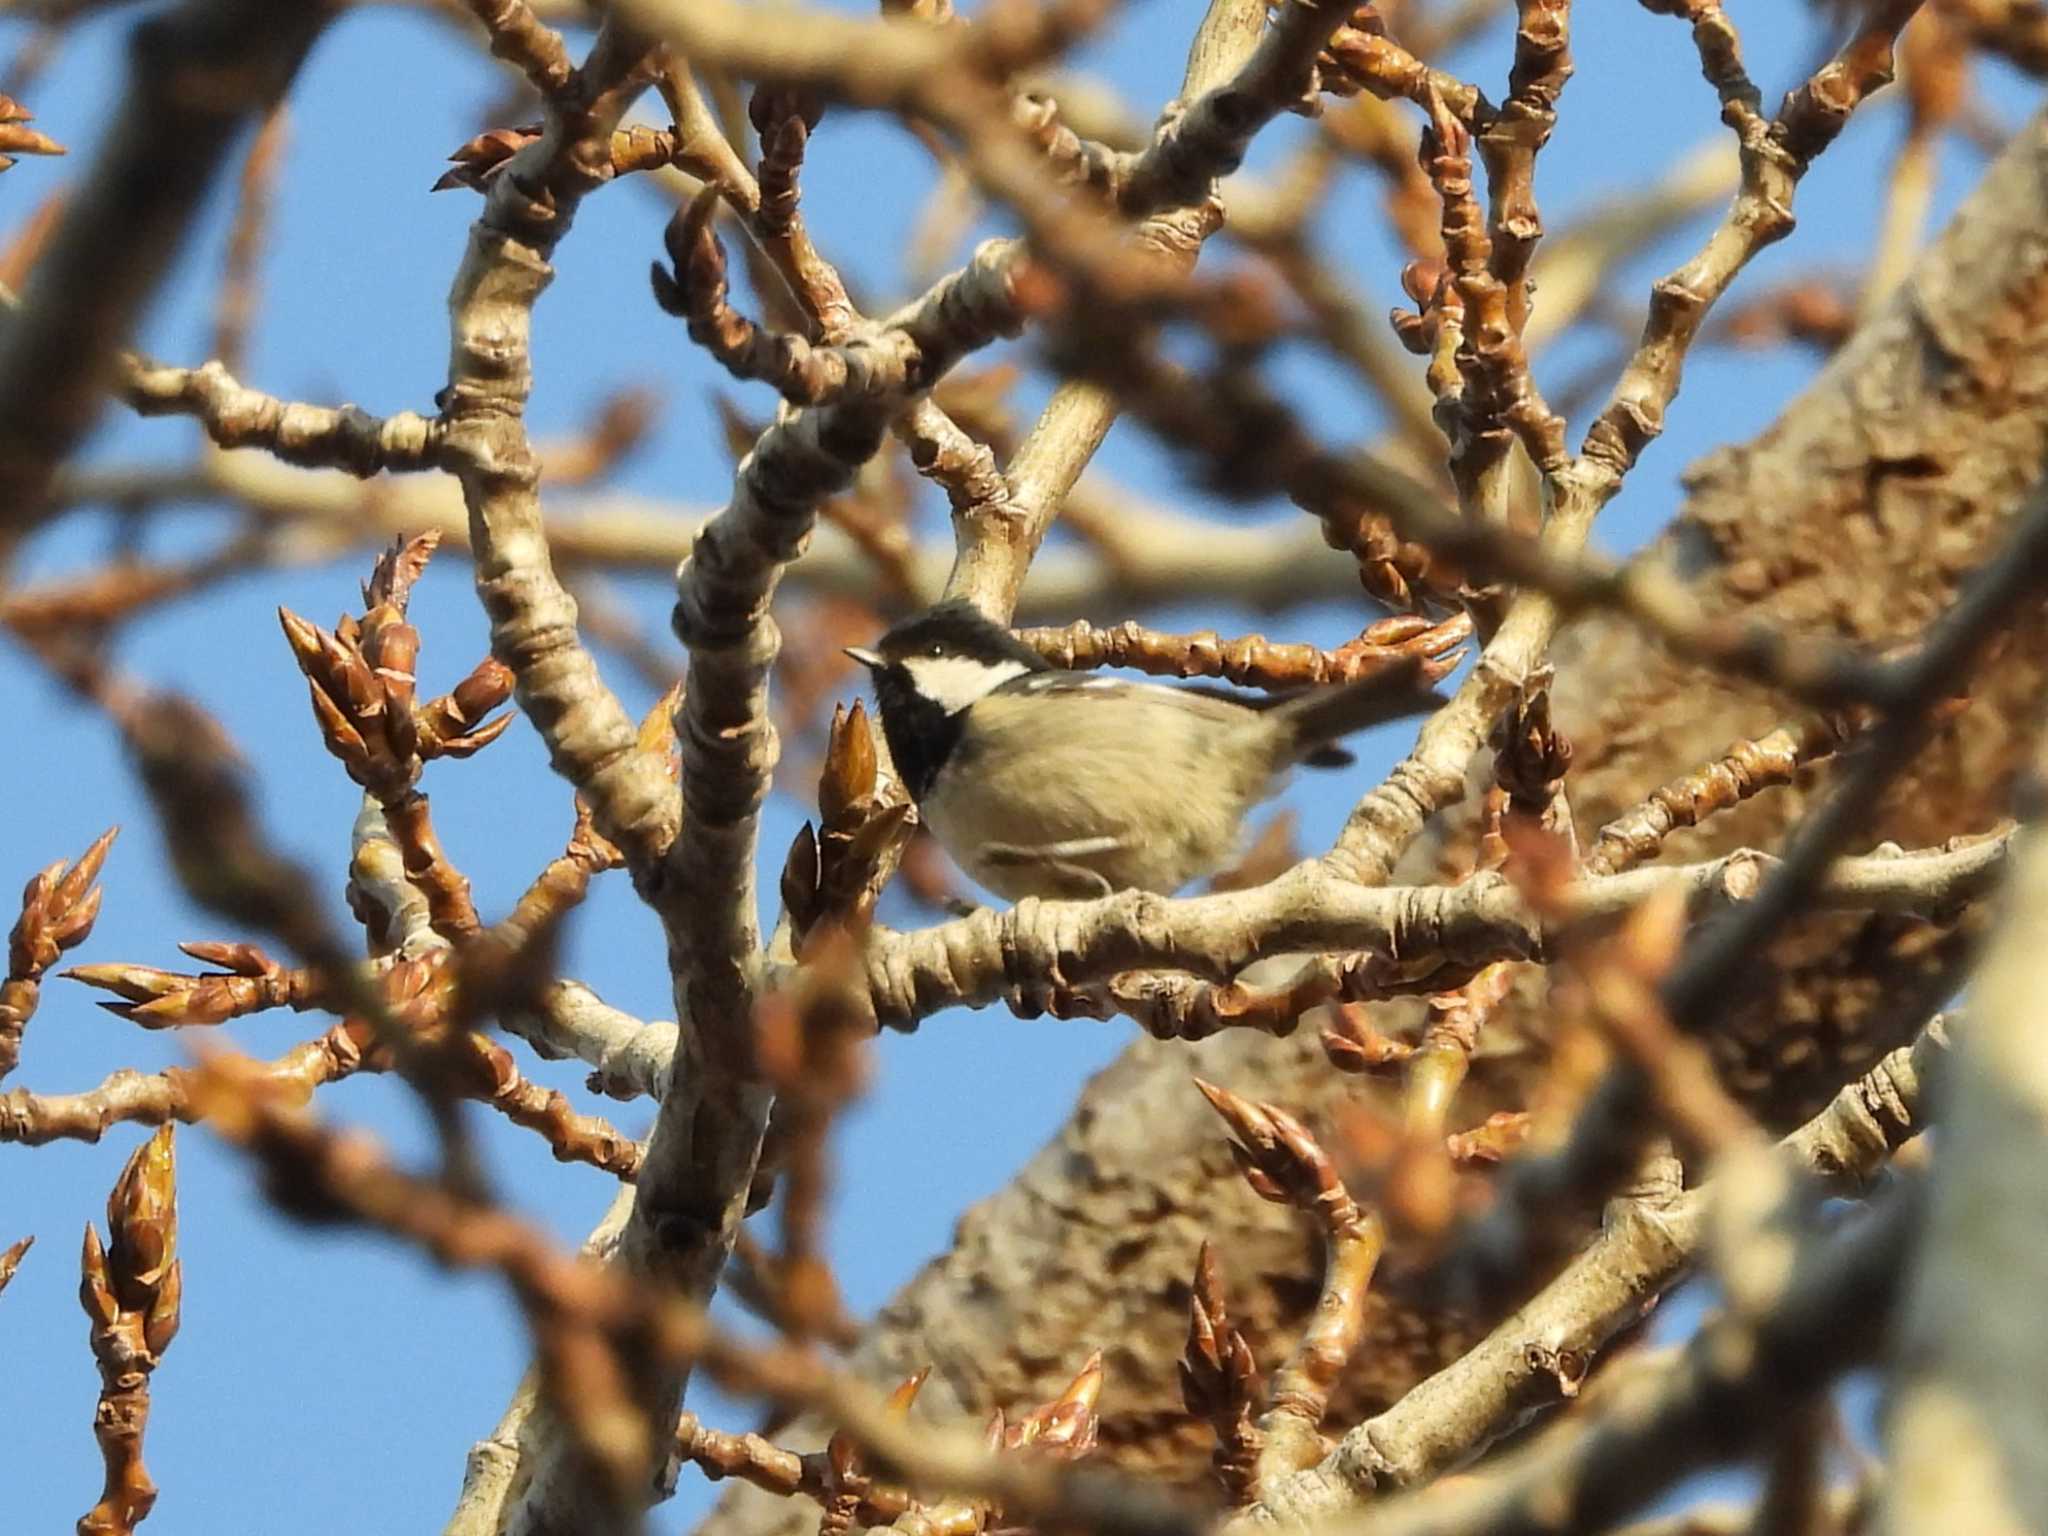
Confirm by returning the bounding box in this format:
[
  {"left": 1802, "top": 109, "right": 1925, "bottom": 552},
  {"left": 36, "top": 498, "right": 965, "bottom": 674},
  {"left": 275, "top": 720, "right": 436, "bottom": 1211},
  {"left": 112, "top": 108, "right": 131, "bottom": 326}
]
[
  {"left": 1318, "top": 9, "right": 1488, "bottom": 122},
  {"left": 1585, "top": 711, "right": 1865, "bottom": 876},
  {"left": 50, "top": 943, "right": 640, "bottom": 1177},
  {"left": 896, "top": 1354, "right": 1106, "bottom": 1536},
  {"left": 653, "top": 190, "right": 854, "bottom": 405},
  {"left": 1416, "top": 89, "right": 1568, "bottom": 516},
  {"left": 1780, "top": 0, "right": 1926, "bottom": 167},
  {"left": 1391, "top": 683, "right": 1567, "bottom": 1231},
  {"left": 493, "top": 795, "right": 627, "bottom": 952},
  {"left": 673, "top": 1370, "right": 927, "bottom": 1520},
  {"left": 186, "top": 1056, "right": 653, "bottom": 1503},
  {"left": 1011, "top": 612, "right": 1470, "bottom": 691},
  {"left": 1446, "top": 1110, "right": 1532, "bottom": 1166},
  {"left": 491, "top": 682, "right": 672, "bottom": 953},
  {"left": 1179, "top": 1241, "right": 1264, "bottom": 1503},
  {"left": 3, "top": 827, "right": 116, "bottom": 1082},
  {"left": 77, "top": 1125, "right": 181, "bottom": 1536},
  {"left": 1321, "top": 1001, "right": 1421, "bottom": 1073},
  {"left": 1194, "top": 1080, "right": 1384, "bottom": 1484},
  {"left": 1480, "top": 681, "right": 1578, "bottom": 881},
  {"left": 1477, "top": 1, "right": 1572, "bottom": 335},
  {"left": 752, "top": 85, "right": 825, "bottom": 243},
  {"left": 1044, "top": 953, "right": 1390, "bottom": 1042},
  {"left": 1391, "top": 959, "right": 1517, "bottom": 1235},
  {"left": 653, "top": 194, "right": 1029, "bottom": 408},
  {"left": 455, "top": 1031, "right": 643, "bottom": 1181}
]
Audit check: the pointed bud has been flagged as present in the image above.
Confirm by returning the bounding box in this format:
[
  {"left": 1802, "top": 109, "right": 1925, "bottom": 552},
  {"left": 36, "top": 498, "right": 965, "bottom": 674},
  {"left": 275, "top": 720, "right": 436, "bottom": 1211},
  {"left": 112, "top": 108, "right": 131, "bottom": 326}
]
[
  {"left": 177, "top": 940, "right": 277, "bottom": 977},
  {"left": 885, "top": 1367, "right": 930, "bottom": 1415},
  {"left": 144, "top": 1258, "right": 182, "bottom": 1358},
  {"left": 78, "top": 1223, "right": 118, "bottom": 1331},
  {"left": 64, "top": 963, "right": 186, "bottom": 1003},
  {"left": 781, "top": 823, "right": 820, "bottom": 930},
  {"left": 107, "top": 1126, "right": 177, "bottom": 1296},
  {"left": 434, "top": 712, "right": 514, "bottom": 759},
  {"left": 0, "top": 1234, "right": 30, "bottom": 1297}
]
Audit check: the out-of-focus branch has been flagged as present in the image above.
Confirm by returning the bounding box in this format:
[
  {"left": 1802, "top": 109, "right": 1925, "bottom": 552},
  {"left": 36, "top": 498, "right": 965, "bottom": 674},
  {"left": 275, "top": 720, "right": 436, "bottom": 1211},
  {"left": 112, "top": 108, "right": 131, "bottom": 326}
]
[
  {"left": 1, "top": 827, "right": 114, "bottom": 1083},
  {"left": 54, "top": 445, "right": 1371, "bottom": 617},
  {"left": 211, "top": 105, "right": 287, "bottom": 374},
  {"left": 1293, "top": 1181, "right": 1921, "bottom": 1536},
  {"left": 77, "top": 1125, "right": 181, "bottom": 1536},
  {"left": 1447, "top": 450, "right": 2038, "bottom": 1305},
  {"left": 1945, "top": 0, "right": 2048, "bottom": 73},
  {"left": 1242, "top": 1016, "right": 1951, "bottom": 1527},
  {"left": 1885, "top": 744, "right": 2048, "bottom": 1533},
  {"left": 0, "top": 0, "right": 327, "bottom": 569},
  {"left": 202, "top": 1062, "right": 1186, "bottom": 1536}
]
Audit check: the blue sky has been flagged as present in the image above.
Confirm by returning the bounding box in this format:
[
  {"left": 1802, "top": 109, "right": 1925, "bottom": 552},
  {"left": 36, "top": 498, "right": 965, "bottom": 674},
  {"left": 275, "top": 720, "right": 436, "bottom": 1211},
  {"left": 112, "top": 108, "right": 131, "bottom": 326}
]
[{"left": 0, "top": 2, "right": 2023, "bottom": 1531}]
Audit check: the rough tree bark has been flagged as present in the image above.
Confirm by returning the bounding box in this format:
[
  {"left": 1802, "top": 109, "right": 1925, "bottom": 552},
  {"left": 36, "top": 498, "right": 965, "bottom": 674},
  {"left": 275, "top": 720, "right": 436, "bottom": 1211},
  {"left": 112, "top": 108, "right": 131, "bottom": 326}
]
[{"left": 703, "top": 104, "right": 2048, "bottom": 1532}]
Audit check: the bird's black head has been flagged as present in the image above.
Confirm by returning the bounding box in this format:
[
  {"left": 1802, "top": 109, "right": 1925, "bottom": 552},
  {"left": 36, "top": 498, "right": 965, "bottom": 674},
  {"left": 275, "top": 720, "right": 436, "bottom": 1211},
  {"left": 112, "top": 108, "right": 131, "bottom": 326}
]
[
  {"left": 845, "top": 601, "right": 1047, "bottom": 799},
  {"left": 862, "top": 601, "right": 1047, "bottom": 672}
]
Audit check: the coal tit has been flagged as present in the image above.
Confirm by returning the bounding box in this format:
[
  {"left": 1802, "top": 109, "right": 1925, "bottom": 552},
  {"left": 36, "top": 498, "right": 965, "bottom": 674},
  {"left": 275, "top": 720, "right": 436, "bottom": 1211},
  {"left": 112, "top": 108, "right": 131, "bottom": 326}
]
[{"left": 846, "top": 602, "right": 1444, "bottom": 901}]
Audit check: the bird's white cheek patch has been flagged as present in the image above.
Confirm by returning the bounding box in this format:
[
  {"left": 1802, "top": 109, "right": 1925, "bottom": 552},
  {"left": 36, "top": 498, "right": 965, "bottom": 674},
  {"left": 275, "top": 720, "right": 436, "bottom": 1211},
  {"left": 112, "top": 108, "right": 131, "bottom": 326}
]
[{"left": 901, "top": 655, "right": 1031, "bottom": 712}]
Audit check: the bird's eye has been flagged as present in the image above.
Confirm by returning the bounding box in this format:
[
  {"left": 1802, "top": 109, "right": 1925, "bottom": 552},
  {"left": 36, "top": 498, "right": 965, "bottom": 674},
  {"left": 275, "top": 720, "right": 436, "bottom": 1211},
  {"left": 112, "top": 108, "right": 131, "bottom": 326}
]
[{"left": 926, "top": 643, "right": 944, "bottom": 657}]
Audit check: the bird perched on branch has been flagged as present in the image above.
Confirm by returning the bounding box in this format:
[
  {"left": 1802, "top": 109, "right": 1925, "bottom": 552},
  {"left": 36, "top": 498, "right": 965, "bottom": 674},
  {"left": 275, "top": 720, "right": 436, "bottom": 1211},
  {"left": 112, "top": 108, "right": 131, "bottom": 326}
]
[{"left": 846, "top": 601, "right": 1444, "bottom": 901}]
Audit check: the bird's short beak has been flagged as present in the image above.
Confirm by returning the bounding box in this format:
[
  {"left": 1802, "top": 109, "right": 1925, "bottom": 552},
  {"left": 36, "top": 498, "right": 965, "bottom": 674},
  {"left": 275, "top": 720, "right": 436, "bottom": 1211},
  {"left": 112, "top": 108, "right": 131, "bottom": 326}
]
[{"left": 843, "top": 646, "right": 883, "bottom": 669}]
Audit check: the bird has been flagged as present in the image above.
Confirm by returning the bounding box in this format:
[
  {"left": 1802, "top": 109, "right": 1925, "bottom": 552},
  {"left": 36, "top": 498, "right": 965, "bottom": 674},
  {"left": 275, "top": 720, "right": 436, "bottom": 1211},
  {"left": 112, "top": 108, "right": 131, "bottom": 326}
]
[{"left": 844, "top": 601, "right": 1444, "bottom": 901}]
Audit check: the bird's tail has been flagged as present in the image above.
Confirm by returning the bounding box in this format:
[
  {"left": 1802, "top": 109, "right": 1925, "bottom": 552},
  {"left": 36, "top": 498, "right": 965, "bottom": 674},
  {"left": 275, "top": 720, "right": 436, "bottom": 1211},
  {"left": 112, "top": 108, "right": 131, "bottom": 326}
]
[{"left": 1270, "top": 658, "right": 1444, "bottom": 765}]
